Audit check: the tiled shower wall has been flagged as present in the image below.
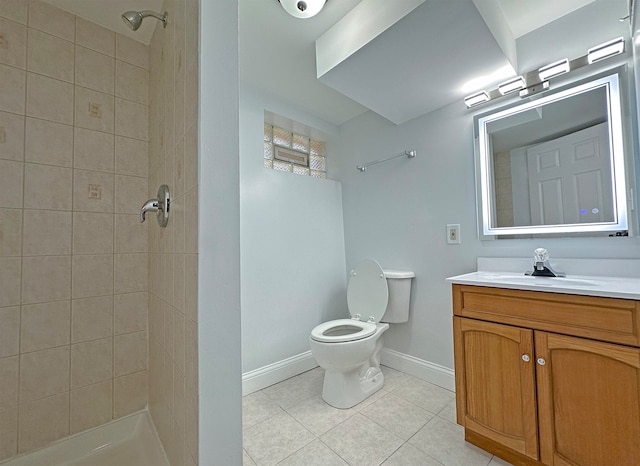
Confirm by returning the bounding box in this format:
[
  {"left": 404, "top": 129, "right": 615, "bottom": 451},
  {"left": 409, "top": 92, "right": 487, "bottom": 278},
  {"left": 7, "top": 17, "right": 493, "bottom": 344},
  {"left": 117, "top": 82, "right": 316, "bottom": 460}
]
[
  {"left": 0, "top": 1, "right": 149, "bottom": 460},
  {"left": 147, "top": 0, "right": 199, "bottom": 464}
]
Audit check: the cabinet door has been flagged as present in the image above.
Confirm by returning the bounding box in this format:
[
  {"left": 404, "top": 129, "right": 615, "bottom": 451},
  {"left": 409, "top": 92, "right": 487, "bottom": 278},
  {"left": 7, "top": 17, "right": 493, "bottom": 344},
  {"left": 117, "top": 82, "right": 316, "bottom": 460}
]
[
  {"left": 454, "top": 317, "right": 539, "bottom": 459},
  {"left": 535, "top": 331, "right": 640, "bottom": 466}
]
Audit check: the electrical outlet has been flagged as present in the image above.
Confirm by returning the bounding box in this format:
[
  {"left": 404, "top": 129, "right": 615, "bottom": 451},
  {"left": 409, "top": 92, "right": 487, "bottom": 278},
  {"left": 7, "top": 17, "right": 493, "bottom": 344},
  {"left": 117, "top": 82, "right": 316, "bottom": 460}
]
[{"left": 447, "top": 224, "right": 460, "bottom": 244}]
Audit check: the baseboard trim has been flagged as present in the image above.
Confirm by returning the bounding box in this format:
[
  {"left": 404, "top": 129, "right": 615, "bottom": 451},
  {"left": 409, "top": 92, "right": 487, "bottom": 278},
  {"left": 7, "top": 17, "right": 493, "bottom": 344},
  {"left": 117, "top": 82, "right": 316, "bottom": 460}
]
[
  {"left": 242, "top": 351, "right": 318, "bottom": 395},
  {"left": 380, "top": 348, "right": 455, "bottom": 392}
]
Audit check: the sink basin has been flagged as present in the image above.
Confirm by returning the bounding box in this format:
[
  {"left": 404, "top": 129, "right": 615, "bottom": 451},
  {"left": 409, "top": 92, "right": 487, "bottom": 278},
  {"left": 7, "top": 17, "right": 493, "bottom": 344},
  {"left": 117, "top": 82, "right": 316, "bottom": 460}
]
[{"left": 481, "top": 274, "right": 599, "bottom": 288}]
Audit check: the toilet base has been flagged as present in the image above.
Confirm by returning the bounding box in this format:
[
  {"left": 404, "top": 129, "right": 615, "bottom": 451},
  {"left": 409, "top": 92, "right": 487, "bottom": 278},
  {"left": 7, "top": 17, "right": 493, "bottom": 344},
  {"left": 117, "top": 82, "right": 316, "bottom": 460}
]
[{"left": 321, "top": 365, "right": 385, "bottom": 409}]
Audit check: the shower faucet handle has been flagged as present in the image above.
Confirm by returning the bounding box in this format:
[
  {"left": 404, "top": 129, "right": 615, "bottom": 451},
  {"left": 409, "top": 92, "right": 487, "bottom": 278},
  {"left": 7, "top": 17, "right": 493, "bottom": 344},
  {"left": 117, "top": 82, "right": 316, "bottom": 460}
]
[{"left": 141, "top": 184, "right": 170, "bottom": 227}]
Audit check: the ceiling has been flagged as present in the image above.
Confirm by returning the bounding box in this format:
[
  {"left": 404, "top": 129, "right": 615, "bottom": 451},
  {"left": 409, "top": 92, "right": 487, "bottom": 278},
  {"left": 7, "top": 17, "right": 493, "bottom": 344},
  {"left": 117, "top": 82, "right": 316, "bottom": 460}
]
[{"left": 43, "top": 0, "right": 627, "bottom": 126}]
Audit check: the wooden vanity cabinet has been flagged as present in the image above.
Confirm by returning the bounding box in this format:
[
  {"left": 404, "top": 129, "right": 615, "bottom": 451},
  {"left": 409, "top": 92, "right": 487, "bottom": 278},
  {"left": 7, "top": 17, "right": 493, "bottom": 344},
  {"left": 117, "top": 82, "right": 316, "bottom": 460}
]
[{"left": 453, "top": 284, "right": 640, "bottom": 466}]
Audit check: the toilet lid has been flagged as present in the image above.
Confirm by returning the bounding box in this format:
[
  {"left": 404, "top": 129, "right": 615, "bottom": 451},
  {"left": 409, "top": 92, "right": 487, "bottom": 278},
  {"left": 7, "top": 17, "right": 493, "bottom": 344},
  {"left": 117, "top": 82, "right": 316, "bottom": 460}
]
[{"left": 347, "top": 259, "right": 389, "bottom": 322}]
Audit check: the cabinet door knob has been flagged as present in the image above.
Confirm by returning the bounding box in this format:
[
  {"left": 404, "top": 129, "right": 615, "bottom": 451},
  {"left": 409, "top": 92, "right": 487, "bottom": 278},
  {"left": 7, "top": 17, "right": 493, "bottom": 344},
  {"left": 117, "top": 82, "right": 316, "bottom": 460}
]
[
  {"left": 537, "top": 358, "right": 546, "bottom": 366},
  {"left": 521, "top": 354, "right": 530, "bottom": 362}
]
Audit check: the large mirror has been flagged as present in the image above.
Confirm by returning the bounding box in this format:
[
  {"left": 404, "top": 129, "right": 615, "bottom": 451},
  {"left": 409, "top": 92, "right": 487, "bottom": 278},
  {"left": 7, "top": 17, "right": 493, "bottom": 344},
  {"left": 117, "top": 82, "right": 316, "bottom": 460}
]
[{"left": 475, "top": 72, "right": 629, "bottom": 237}]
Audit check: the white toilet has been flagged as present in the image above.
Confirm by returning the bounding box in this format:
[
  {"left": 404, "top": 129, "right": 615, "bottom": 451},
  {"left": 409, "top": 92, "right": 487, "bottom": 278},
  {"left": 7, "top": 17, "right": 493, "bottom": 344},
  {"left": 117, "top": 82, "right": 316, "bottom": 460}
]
[{"left": 309, "top": 259, "right": 414, "bottom": 409}]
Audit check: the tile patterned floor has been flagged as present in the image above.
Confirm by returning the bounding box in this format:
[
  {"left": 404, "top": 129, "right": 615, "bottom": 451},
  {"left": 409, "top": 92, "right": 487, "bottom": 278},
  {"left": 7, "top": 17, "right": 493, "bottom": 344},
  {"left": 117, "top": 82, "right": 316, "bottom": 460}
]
[{"left": 242, "top": 366, "right": 514, "bottom": 466}]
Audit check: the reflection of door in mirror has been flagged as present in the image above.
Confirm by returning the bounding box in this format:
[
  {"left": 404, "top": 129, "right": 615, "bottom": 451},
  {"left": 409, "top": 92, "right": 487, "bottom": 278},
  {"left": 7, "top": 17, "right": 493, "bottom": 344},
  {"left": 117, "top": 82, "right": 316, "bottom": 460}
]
[{"left": 526, "top": 123, "right": 612, "bottom": 226}]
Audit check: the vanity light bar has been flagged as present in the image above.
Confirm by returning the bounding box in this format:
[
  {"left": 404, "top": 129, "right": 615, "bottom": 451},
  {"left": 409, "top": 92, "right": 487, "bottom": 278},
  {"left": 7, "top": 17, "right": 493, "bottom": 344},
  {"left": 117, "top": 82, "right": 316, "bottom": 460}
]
[
  {"left": 464, "top": 91, "right": 490, "bottom": 108},
  {"left": 538, "top": 58, "right": 570, "bottom": 81},
  {"left": 498, "top": 76, "right": 525, "bottom": 95},
  {"left": 464, "top": 37, "right": 626, "bottom": 109},
  {"left": 587, "top": 37, "right": 625, "bottom": 64}
]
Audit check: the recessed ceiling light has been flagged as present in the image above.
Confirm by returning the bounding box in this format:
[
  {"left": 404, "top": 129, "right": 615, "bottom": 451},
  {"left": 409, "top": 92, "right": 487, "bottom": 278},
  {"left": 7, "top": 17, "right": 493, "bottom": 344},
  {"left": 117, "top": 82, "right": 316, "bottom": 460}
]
[{"left": 278, "top": 0, "right": 326, "bottom": 18}]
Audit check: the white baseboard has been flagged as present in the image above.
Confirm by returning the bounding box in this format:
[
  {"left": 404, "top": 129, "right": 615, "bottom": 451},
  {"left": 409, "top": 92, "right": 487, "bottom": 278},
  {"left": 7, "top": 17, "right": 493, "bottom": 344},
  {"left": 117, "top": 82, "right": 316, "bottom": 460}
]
[
  {"left": 242, "top": 351, "right": 318, "bottom": 395},
  {"left": 380, "top": 348, "right": 455, "bottom": 392}
]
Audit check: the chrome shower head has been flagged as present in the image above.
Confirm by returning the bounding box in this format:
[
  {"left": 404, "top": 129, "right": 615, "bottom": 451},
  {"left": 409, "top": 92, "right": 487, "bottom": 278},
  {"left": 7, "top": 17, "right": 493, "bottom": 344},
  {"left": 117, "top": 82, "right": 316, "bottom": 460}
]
[{"left": 121, "top": 10, "right": 167, "bottom": 31}]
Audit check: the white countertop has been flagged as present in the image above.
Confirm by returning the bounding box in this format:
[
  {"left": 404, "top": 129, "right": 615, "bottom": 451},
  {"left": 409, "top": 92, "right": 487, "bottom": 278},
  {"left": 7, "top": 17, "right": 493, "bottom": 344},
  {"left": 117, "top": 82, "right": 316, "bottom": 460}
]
[{"left": 447, "top": 258, "right": 640, "bottom": 300}]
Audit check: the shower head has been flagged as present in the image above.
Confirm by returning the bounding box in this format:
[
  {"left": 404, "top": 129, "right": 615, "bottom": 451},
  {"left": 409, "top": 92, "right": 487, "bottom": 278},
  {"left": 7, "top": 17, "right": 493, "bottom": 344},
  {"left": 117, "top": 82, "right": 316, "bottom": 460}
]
[{"left": 121, "top": 10, "right": 167, "bottom": 31}]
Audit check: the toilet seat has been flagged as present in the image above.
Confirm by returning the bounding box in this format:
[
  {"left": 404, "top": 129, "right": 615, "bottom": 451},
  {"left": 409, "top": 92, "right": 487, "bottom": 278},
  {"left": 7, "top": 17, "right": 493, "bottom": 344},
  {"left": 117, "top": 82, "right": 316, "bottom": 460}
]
[{"left": 310, "top": 319, "right": 377, "bottom": 343}]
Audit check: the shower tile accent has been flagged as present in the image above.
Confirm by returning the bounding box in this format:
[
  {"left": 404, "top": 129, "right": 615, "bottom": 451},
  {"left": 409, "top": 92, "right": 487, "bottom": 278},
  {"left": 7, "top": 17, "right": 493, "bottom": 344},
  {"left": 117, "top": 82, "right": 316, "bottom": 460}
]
[
  {"left": 0, "top": 17, "right": 27, "bottom": 68},
  {"left": 0, "top": 2, "right": 150, "bottom": 460},
  {"left": 74, "top": 87, "right": 115, "bottom": 132}
]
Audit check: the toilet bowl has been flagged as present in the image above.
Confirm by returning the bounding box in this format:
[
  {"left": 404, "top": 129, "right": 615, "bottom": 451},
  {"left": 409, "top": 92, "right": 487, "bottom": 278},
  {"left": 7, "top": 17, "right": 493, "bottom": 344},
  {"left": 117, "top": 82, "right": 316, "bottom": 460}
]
[{"left": 309, "top": 259, "right": 414, "bottom": 409}]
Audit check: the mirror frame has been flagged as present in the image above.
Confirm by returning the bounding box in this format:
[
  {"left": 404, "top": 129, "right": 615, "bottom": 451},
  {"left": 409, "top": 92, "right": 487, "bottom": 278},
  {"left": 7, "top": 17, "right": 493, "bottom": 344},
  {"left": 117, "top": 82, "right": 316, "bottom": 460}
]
[{"left": 475, "top": 72, "right": 628, "bottom": 237}]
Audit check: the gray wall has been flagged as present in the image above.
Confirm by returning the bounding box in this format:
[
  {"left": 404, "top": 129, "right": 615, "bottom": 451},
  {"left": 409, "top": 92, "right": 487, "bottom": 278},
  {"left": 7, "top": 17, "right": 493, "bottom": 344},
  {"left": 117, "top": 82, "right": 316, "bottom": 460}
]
[
  {"left": 333, "top": 99, "right": 640, "bottom": 370},
  {"left": 240, "top": 86, "right": 348, "bottom": 373}
]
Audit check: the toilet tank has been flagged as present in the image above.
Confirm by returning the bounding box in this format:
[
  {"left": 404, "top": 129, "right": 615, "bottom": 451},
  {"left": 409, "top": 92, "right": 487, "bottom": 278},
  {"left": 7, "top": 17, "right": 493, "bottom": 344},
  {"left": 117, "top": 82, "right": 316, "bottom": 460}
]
[{"left": 381, "top": 270, "right": 415, "bottom": 323}]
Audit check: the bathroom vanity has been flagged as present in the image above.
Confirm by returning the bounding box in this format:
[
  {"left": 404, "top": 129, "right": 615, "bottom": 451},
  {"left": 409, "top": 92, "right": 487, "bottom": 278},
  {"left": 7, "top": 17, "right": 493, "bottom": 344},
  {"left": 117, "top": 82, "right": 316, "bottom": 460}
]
[{"left": 448, "top": 265, "right": 640, "bottom": 466}]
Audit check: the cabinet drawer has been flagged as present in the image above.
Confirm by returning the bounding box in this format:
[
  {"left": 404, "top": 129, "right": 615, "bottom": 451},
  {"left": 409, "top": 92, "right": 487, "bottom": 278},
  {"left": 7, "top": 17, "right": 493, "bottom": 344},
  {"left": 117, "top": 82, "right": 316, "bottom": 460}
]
[{"left": 453, "top": 285, "right": 640, "bottom": 347}]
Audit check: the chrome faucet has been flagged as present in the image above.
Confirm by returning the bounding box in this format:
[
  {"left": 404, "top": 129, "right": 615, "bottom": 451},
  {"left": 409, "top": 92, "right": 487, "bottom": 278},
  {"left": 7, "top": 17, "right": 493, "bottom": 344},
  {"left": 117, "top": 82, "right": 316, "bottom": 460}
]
[
  {"left": 140, "top": 184, "right": 170, "bottom": 227},
  {"left": 525, "top": 248, "right": 565, "bottom": 277}
]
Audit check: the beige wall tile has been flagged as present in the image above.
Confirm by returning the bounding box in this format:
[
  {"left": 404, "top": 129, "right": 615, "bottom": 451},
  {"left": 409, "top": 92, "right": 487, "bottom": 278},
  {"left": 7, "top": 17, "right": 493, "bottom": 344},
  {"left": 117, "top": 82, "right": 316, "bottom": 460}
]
[
  {"left": 0, "top": 111, "right": 25, "bottom": 161},
  {"left": 22, "top": 210, "right": 71, "bottom": 255},
  {"left": 173, "top": 254, "right": 185, "bottom": 312},
  {"left": 0, "top": 17, "right": 26, "bottom": 69},
  {"left": 70, "top": 380, "right": 113, "bottom": 434},
  {"left": 185, "top": 63, "right": 198, "bottom": 129},
  {"left": 0, "top": 406, "right": 18, "bottom": 461},
  {"left": 115, "top": 253, "right": 148, "bottom": 294},
  {"left": 0, "top": 256, "right": 20, "bottom": 307},
  {"left": 172, "top": 198, "right": 185, "bottom": 254},
  {"left": 21, "top": 255, "right": 71, "bottom": 304},
  {"left": 115, "top": 136, "right": 147, "bottom": 177},
  {"left": 174, "top": 311, "right": 185, "bottom": 374},
  {"left": 70, "top": 337, "right": 113, "bottom": 388},
  {"left": 115, "top": 34, "right": 149, "bottom": 70},
  {"left": 115, "top": 175, "right": 148, "bottom": 214},
  {"left": 184, "top": 124, "right": 197, "bottom": 190},
  {"left": 185, "top": 0, "right": 198, "bottom": 70},
  {"left": 75, "top": 46, "right": 115, "bottom": 95},
  {"left": 0, "top": 208, "right": 22, "bottom": 256},
  {"left": 18, "top": 392, "right": 69, "bottom": 453},
  {"left": 0, "top": 0, "right": 27, "bottom": 24},
  {"left": 0, "top": 64, "right": 25, "bottom": 114},
  {"left": 73, "top": 169, "right": 114, "bottom": 213},
  {"left": 19, "top": 346, "right": 69, "bottom": 402},
  {"left": 28, "top": 0, "right": 74, "bottom": 41},
  {"left": 115, "top": 214, "right": 147, "bottom": 253},
  {"left": 74, "top": 87, "right": 114, "bottom": 133},
  {"left": 75, "top": 17, "right": 114, "bottom": 57},
  {"left": 184, "top": 254, "right": 197, "bottom": 323},
  {"left": 114, "top": 330, "right": 147, "bottom": 376},
  {"left": 72, "top": 254, "right": 113, "bottom": 299},
  {"left": 114, "top": 291, "right": 147, "bottom": 335},
  {"left": 74, "top": 128, "right": 114, "bottom": 172},
  {"left": 185, "top": 190, "right": 198, "bottom": 253},
  {"left": 116, "top": 60, "right": 149, "bottom": 104},
  {"left": 20, "top": 300, "right": 70, "bottom": 353},
  {"left": 27, "top": 29, "right": 74, "bottom": 82},
  {"left": 114, "top": 370, "right": 148, "bottom": 418},
  {"left": 72, "top": 212, "right": 114, "bottom": 254},
  {"left": 23, "top": 163, "right": 72, "bottom": 210},
  {"left": 115, "top": 98, "right": 148, "bottom": 140},
  {"left": 24, "top": 118, "right": 73, "bottom": 167},
  {"left": 26, "top": 73, "right": 73, "bottom": 124},
  {"left": 71, "top": 296, "right": 113, "bottom": 343},
  {"left": 0, "top": 306, "right": 19, "bottom": 357},
  {"left": 0, "top": 356, "right": 18, "bottom": 411}
]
